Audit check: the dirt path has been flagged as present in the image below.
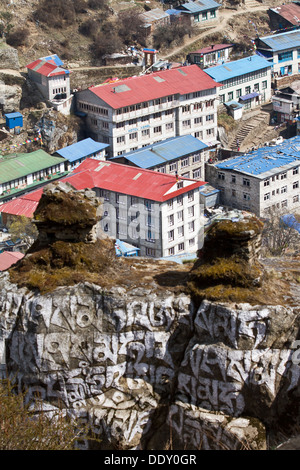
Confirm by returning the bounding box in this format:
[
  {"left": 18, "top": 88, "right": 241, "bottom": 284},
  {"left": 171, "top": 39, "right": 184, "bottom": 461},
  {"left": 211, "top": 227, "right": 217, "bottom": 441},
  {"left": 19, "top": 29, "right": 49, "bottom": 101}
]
[{"left": 161, "top": 2, "right": 272, "bottom": 60}]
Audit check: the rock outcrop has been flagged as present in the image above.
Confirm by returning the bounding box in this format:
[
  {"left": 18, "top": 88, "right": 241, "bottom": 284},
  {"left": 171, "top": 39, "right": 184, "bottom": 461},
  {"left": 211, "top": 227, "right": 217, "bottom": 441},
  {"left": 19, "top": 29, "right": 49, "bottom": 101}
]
[{"left": 1, "top": 185, "right": 300, "bottom": 450}]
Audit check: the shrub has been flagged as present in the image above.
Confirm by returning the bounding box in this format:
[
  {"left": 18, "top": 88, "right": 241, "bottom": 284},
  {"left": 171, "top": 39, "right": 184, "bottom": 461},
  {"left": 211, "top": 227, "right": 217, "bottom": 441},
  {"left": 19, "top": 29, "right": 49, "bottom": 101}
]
[
  {"left": 0, "top": 379, "right": 82, "bottom": 450},
  {"left": 6, "top": 27, "right": 30, "bottom": 47}
]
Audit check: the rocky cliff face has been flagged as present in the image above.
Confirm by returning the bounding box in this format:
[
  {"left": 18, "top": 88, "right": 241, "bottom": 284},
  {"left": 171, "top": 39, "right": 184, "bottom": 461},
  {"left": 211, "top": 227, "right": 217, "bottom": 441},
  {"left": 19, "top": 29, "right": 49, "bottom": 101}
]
[{"left": 1, "top": 185, "right": 300, "bottom": 450}]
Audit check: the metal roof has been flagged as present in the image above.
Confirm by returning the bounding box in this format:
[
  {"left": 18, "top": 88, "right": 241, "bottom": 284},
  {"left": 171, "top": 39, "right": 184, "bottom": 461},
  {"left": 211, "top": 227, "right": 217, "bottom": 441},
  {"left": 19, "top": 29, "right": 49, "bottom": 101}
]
[
  {"left": 190, "top": 43, "right": 234, "bottom": 55},
  {"left": 0, "top": 251, "right": 24, "bottom": 271},
  {"left": 4, "top": 112, "right": 22, "bottom": 119},
  {"left": 178, "top": 0, "right": 221, "bottom": 13},
  {"left": 269, "top": 3, "right": 300, "bottom": 26},
  {"left": 215, "top": 135, "right": 300, "bottom": 178},
  {"left": 205, "top": 54, "right": 272, "bottom": 82},
  {"left": 239, "top": 92, "right": 260, "bottom": 101},
  {"left": 66, "top": 159, "right": 206, "bottom": 202},
  {"left": 55, "top": 138, "right": 109, "bottom": 162},
  {"left": 258, "top": 29, "right": 300, "bottom": 52},
  {"left": 110, "top": 135, "right": 208, "bottom": 169},
  {"left": 26, "top": 59, "right": 70, "bottom": 77},
  {"left": 0, "top": 150, "right": 66, "bottom": 184},
  {"left": 39, "top": 54, "right": 64, "bottom": 66},
  {"left": 140, "top": 8, "right": 170, "bottom": 22},
  {"left": 88, "top": 65, "right": 221, "bottom": 109}
]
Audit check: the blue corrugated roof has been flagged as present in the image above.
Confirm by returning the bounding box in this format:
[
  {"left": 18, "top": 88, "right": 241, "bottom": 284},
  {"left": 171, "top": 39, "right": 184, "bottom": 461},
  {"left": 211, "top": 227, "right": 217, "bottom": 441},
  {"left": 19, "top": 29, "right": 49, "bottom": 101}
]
[
  {"left": 110, "top": 135, "right": 208, "bottom": 169},
  {"left": 258, "top": 29, "right": 300, "bottom": 52},
  {"left": 5, "top": 112, "right": 22, "bottom": 119},
  {"left": 40, "top": 54, "right": 64, "bottom": 66},
  {"left": 56, "top": 138, "right": 109, "bottom": 162},
  {"left": 205, "top": 55, "right": 272, "bottom": 82},
  {"left": 215, "top": 136, "right": 300, "bottom": 177},
  {"left": 179, "top": 0, "right": 221, "bottom": 13}
]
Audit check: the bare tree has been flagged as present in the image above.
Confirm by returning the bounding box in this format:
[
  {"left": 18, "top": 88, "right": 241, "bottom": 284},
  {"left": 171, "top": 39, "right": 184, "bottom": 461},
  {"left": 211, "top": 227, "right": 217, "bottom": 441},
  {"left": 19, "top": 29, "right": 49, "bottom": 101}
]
[{"left": 261, "top": 207, "right": 300, "bottom": 256}]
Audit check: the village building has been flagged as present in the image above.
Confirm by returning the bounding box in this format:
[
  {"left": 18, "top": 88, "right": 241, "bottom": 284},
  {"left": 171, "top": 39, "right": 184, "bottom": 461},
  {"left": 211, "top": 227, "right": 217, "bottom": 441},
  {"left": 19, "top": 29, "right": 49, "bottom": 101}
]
[
  {"left": 268, "top": 2, "right": 300, "bottom": 31},
  {"left": 0, "top": 251, "right": 24, "bottom": 271},
  {"left": 75, "top": 64, "right": 221, "bottom": 158},
  {"left": 26, "top": 54, "right": 73, "bottom": 114},
  {"left": 0, "top": 150, "right": 66, "bottom": 203},
  {"left": 110, "top": 134, "right": 210, "bottom": 181},
  {"left": 272, "top": 80, "right": 300, "bottom": 124},
  {"left": 205, "top": 136, "right": 300, "bottom": 216},
  {"left": 256, "top": 29, "right": 300, "bottom": 78},
  {"left": 175, "top": 0, "right": 221, "bottom": 24},
  {"left": 54, "top": 137, "right": 109, "bottom": 170},
  {"left": 205, "top": 55, "right": 272, "bottom": 110},
  {"left": 139, "top": 7, "right": 171, "bottom": 36},
  {"left": 187, "top": 43, "right": 234, "bottom": 68}
]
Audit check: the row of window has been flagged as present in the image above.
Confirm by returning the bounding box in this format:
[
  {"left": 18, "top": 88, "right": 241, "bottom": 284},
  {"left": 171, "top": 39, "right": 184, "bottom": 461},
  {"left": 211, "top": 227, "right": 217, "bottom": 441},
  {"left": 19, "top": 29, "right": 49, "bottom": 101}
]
[
  {"left": 168, "top": 220, "right": 195, "bottom": 242},
  {"left": 79, "top": 102, "right": 108, "bottom": 116},
  {"left": 220, "top": 69, "right": 268, "bottom": 90},
  {"left": 218, "top": 169, "right": 299, "bottom": 186},
  {"left": 167, "top": 238, "right": 196, "bottom": 256},
  {"left": 264, "top": 182, "right": 299, "bottom": 199}
]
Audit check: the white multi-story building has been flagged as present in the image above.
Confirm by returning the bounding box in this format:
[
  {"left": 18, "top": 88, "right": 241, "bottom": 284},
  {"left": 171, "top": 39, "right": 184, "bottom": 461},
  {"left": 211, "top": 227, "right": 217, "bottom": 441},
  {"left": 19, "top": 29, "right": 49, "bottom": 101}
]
[
  {"left": 205, "top": 136, "right": 300, "bottom": 216},
  {"left": 26, "top": 55, "right": 73, "bottom": 114},
  {"left": 205, "top": 55, "right": 272, "bottom": 110},
  {"left": 66, "top": 158, "right": 207, "bottom": 258},
  {"left": 75, "top": 65, "right": 221, "bottom": 158}
]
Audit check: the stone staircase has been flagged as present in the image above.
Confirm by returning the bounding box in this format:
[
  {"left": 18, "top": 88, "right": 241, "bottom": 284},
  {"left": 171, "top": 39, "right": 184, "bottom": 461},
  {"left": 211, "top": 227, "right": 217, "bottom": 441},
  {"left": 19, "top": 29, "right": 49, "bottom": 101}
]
[{"left": 229, "top": 110, "right": 271, "bottom": 151}]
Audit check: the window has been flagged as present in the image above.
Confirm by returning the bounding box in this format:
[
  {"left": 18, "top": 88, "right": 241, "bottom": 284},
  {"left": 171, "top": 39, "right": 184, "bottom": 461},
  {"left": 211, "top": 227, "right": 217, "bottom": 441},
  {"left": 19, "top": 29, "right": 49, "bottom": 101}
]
[
  {"left": 141, "top": 115, "right": 149, "bottom": 122},
  {"left": 168, "top": 247, "right": 175, "bottom": 256},
  {"left": 281, "top": 199, "right": 288, "bottom": 207},
  {"left": 116, "top": 121, "right": 125, "bottom": 128},
  {"left": 206, "top": 114, "right": 214, "bottom": 122},
  {"left": 245, "top": 86, "right": 251, "bottom": 94},
  {"left": 181, "top": 157, "right": 189, "bottom": 168},
  {"left": 188, "top": 205, "right": 194, "bottom": 217},
  {"left": 129, "top": 132, "right": 138, "bottom": 140},
  {"left": 192, "top": 154, "right": 200, "bottom": 163},
  {"left": 165, "top": 108, "right": 173, "bottom": 115},
  {"left": 193, "top": 168, "right": 201, "bottom": 179},
  {"left": 232, "top": 189, "right": 236, "bottom": 197},
  {"left": 264, "top": 179, "right": 270, "bottom": 186},
  {"left": 178, "top": 242, "right": 185, "bottom": 252},
  {"left": 231, "top": 175, "right": 236, "bottom": 184},
  {"left": 146, "top": 248, "right": 156, "bottom": 257},
  {"left": 169, "top": 162, "right": 177, "bottom": 172},
  {"left": 178, "top": 226, "right": 184, "bottom": 238},
  {"left": 194, "top": 117, "right": 202, "bottom": 125},
  {"left": 153, "top": 112, "right": 161, "bottom": 120},
  {"left": 154, "top": 126, "right": 162, "bottom": 134},
  {"left": 166, "top": 122, "right": 173, "bottom": 131},
  {"left": 129, "top": 118, "right": 137, "bottom": 126},
  {"left": 100, "top": 189, "right": 110, "bottom": 201},
  {"left": 182, "top": 119, "right": 191, "bottom": 128},
  {"left": 131, "top": 196, "right": 138, "bottom": 207},
  {"left": 236, "top": 89, "right": 242, "bottom": 98},
  {"left": 219, "top": 94, "right": 225, "bottom": 103},
  {"left": 262, "top": 80, "right": 267, "bottom": 89},
  {"left": 293, "top": 167, "right": 299, "bottom": 175},
  {"left": 254, "top": 83, "right": 259, "bottom": 92},
  {"left": 293, "top": 195, "right": 299, "bottom": 203},
  {"left": 117, "top": 136, "right": 125, "bottom": 144},
  {"left": 167, "top": 200, "right": 173, "bottom": 210},
  {"left": 293, "top": 181, "right": 299, "bottom": 189},
  {"left": 264, "top": 193, "right": 270, "bottom": 200},
  {"left": 243, "top": 193, "right": 250, "bottom": 201},
  {"left": 188, "top": 190, "right": 194, "bottom": 202},
  {"left": 168, "top": 230, "right": 174, "bottom": 242},
  {"left": 278, "top": 51, "right": 293, "bottom": 62},
  {"left": 218, "top": 172, "right": 225, "bottom": 180},
  {"left": 188, "top": 221, "right": 195, "bottom": 232},
  {"left": 177, "top": 195, "right": 183, "bottom": 206},
  {"left": 194, "top": 131, "right": 203, "bottom": 139},
  {"left": 177, "top": 210, "right": 184, "bottom": 221},
  {"left": 243, "top": 178, "right": 250, "bottom": 187},
  {"left": 281, "top": 172, "right": 287, "bottom": 179},
  {"left": 206, "top": 128, "right": 214, "bottom": 136},
  {"left": 281, "top": 186, "right": 287, "bottom": 193},
  {"left": 168, "top": 214, "right": 174, "bottom": 226},
  {"left": 182, "top": 105, "right": 190, "bottom": 113},
  {"left": 146, "top": 230, "right": 155, "bottom": 243},
  {"left": 142, "top": 129, "right": 150, "bottom": 138},
  {"left": 145, "top": 199, "right": 153, "bottom": 211}
]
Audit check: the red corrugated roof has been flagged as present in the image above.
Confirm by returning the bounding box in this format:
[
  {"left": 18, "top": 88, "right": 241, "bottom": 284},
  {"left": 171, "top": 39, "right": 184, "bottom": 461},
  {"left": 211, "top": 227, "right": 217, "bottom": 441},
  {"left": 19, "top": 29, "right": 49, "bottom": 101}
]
[
  {"left": 190, "top": 44, "right": 234, "bottom": 55},
  {"left": 0, "top": 189, "right": 43, "bottom": 217},
  {"left": 66, "top": 159, "right": 206, "bottom": 201},
  {"left": 0, "top": 251, "right": 24, "bottom": 271},
  {"left": 26, "top": 59, "right": 67, "bottom": 77},
  {"left": 88, "top": 65, "right": 221, "bottom": 109},
  {"left": 271, "top": 3, "right": 300, "bottom": 25}
]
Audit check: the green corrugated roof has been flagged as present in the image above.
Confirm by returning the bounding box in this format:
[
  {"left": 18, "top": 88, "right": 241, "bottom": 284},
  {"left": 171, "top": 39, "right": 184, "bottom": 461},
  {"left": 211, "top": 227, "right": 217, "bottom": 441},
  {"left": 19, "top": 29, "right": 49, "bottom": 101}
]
[{"left": 0, "top": 149, "right": 66, "bottom": 184}]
